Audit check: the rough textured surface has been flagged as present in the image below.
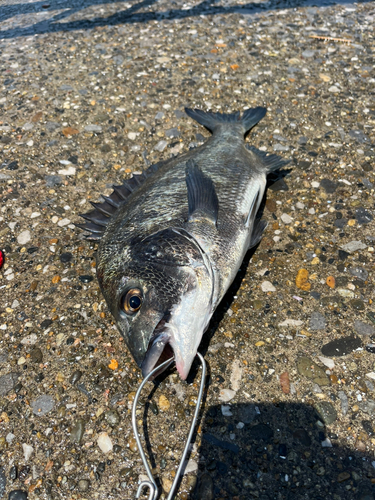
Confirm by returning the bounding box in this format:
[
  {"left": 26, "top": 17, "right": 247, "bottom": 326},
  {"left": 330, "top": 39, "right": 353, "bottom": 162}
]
[{"left": 0, "top": 0, "right": 375, "bottom": 499}]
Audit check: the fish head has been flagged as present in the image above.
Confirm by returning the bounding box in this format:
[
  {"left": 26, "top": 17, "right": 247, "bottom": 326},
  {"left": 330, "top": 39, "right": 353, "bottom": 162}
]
[{"left": 97, "top": 228, "right": 214, "bottom": 380}]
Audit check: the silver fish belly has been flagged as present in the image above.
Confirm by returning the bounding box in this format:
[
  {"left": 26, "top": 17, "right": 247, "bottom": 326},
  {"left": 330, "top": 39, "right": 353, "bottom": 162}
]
[{"left": 78, "top": 107, "right": 289, "bottom": 380}]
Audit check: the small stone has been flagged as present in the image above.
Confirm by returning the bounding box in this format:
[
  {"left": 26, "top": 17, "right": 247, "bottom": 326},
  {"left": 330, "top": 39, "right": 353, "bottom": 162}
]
[
  {"left": 249, "top": 423, "right": 274, "bottom": 442},
  {"left": 321, "top": 336, "right": 362, "bottom": 357},
  {"left": 84, "top": 124, "right": 102, "bottom": 132},
  {"left": 338, "top": 391, "right": 349, "bottom": 415},
  {"left": 195, "top": 473, "right": 213, "bottom": 500},
  {"left": 158, "top": 394, "right": 170, "bottom": 411},
  {"left": 79, "top": 275, "right": 93, "bottom": 283},
  {"left": 279, "top": 372, "right": 290, "bottom": 394},
  {"left": 356, "top": 207, "right": 373, "bottom": 225},
  {"left": 29, "top": 348, "right": 43, "bottom": 363},
  {"left": 0, "top": 373, "right": 20, "bottom": 397},
  {"left": 8, "top": 491, "right": 28, "bottom": 500},
  {"left": 51, "top": 275, "right": 61, "bottom": 284},
  {"left": 354, "top": 320, "right": 375, "bottom": 336},
  {"left": 60, "top": 252, "right": 73, "bottom": 263},
  {"left": 58, "top": 166, "right": 76, "bottom": 176},
  {"left": 314, "top": 401, "right": 337, "bottom": 425},
  {"left": 77, "top": 479, "right": 90, "bottom": 492},
  {"left": 350, "top": 299, "right": 365, "bottom": 311},
  {"left": 105, "top": 409, "right": 120, "bottom": 427},
  {"left": 70, "top": 419, "right": 85, "bottom": 444},
  {"left": 295, "top": 269, "right": 311, "bottom": 291},
  {"left": 280, "top": 213, "right": 292, "bottom": 224},
  {"left": 337, "top": 471, "right": 351, "bottom": 483},
  {"left": 326, "top": 276, "right": 335, "bottom": 289},
  {"left": 20, "top": 334, "right": 37, "bottom": 346},
  {"left": 154, "top": 140, "right": 168, "bottom": 152},
  {"left": 297, "top": 356, "right": 329, "bottom": 386},
  {"left": 219, "top": 389, "right": 236, "bottom": 402},
  {"left": 309, "top": 312, "right": 326, "bottom": 330},
  {"left": 320, "top": 178, "right": 337, "bottom": 193},
  {"left": 128, "top": 436, "right": 138, "bottom": 453},
  {"left": 17, "top": 231, "right": 31, "bottom": 245},
  {"left": 45, "top": 175, "right": 62, "bottom": 187},
  {"left": 340, "top": 241, "right": 366, "bottom": 253},
  {"left": 261, "top": 281, "right": 276, "bottom": 292},
  {"left": 32, "top": 395, "right": 54, "bottom": 416},
  {"left": 22, "top": 444, "right": 33, "bottom": 461},
  {"left": 69, "top": 370, "right": 82, "bottom": 385},
  {"left": 221, "top": 405, "right": 233, "bottom": 417},
  {"left": 97, "top": 432, "right": 113, "bottom": 453},
  {"left": 317, "top": 356, "right": 335, "bottom": 370},
  {"left": 349, "top": 267, "right": 368, "bottom": 281}
]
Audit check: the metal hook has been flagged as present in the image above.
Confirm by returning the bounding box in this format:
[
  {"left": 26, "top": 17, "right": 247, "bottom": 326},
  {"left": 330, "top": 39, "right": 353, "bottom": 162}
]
[{"left": 132, "top": 353, "right": 206, "bottom": 500}]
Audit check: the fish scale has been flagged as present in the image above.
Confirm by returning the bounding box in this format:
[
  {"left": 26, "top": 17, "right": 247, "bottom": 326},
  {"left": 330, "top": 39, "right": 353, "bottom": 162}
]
[{"left": 78, "top": 106, "right": 289, "bottom": 380}]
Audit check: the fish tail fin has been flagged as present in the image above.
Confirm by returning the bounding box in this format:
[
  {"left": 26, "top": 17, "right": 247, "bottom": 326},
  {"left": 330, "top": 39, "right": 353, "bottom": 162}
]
[{"left": 185, "top": 107, "right": 267, "bottom": 134}]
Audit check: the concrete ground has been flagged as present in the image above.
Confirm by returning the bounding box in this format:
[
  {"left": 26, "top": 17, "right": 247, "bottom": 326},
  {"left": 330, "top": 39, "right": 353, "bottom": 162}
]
[{"left": 0, "top": 0, "right": 375, "bottom": 499}]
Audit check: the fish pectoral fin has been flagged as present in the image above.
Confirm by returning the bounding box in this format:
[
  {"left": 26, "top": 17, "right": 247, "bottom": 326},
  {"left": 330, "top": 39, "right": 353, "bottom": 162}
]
[
  {"left": 185, "top": 160, "right": 219, "bottom": 225},
  {"left": 249, "top": 219, "right": 268, "bottom": 249},
  {"left": 246, "top": 145, "right": 291, "bottom": 173}
]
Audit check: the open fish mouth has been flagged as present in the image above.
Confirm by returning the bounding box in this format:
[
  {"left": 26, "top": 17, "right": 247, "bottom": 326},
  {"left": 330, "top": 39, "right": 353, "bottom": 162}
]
[{"left": 141, "top": 314, "right": 174, "bottom": 378}]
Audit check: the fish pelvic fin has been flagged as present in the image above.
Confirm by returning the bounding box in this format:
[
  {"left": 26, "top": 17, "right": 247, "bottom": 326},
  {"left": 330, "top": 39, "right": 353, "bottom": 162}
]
[
  {"left": 185, "top": 106, "right": 267, "bottom": 135},
  {"left": 247, "top": 145, "right": 291, "bottom": 174},
  {"left": 185, "top": 160, "right": 219, "bottom": 225},
  {"left": 249, "top": 219, "right": 268, "bottom": 249}
]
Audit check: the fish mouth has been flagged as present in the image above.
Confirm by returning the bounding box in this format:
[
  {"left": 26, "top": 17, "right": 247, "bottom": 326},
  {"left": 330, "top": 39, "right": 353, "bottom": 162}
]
[{"left": 141, "top": 314, "right": 174, "bottom": 379}]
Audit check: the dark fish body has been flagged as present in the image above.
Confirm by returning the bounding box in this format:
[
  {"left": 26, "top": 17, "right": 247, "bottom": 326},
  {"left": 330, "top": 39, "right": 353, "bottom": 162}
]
[{"left": 78, "top": 107, "right": 289, "bottom": 379}]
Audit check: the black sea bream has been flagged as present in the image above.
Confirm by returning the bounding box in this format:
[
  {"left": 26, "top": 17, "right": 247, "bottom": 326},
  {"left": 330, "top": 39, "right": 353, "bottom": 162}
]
[{"left": 78, "top": 107, "right": 289, "bottom": 380}]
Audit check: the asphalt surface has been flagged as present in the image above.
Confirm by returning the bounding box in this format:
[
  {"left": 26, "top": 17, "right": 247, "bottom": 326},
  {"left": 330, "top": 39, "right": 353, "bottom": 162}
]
[{"left": 0, "top": 0, "right": 375, "bottom": 499}]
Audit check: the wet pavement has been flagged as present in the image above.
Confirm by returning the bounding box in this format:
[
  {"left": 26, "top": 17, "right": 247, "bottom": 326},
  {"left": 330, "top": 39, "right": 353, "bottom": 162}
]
[{"left": 0, "top": 0, "right": 375, "bottom": 498}]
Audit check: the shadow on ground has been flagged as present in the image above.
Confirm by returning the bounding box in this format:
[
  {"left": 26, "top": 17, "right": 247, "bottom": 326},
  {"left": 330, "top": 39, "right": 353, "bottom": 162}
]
[
  {"left": 0, "top": 0, "right": 374, "bottom": 40},
  {"left": 188, "top": 401, "right": 375, "bottom": 500}
]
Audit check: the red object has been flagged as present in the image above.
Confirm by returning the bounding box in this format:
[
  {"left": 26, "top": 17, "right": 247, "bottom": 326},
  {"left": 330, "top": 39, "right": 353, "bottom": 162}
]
[{"left": 0, "top": 250, "right": 4, "bottom": 270}]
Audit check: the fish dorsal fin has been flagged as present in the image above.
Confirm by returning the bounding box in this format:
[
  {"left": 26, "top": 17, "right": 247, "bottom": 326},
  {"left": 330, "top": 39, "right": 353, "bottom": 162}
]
[
  {"left": 77, "top": 161, "right": 164, "bottom": 240},
  {"left": 246, "top": 145, "right": 291, "bottom": 173},
  {"left": 185, "top": 159, "right": 219, "bottom": 225}
]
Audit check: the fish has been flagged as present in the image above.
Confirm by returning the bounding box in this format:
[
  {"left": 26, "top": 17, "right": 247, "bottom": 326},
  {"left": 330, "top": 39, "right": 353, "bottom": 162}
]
[{"left": 77, "top": 107, "right": 289, "bottom": 380}]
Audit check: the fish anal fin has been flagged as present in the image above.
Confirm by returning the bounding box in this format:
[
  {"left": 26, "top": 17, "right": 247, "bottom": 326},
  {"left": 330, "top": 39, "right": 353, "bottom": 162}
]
[
  {"left": 185, "top": 160, "right": 219, "bottom": 225},
  {"left": 249, "top": 219, "right": 268, "bottom": 249}
]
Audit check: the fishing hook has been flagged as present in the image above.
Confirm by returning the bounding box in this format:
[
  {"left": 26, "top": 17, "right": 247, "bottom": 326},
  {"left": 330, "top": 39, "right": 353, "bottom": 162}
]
[{"left": 132, "top": 353, "right": 207, "bottom": 500}]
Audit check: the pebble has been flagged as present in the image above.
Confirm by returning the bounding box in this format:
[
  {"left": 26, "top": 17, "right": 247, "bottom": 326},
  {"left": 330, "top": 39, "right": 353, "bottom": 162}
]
[
  {"left": 45, "top": 175, "right": 62, "bottom": 187},
  {"left": 22, "top": 443, "right": 33, "bottom": 461},
  {"left": 295, "top": 268, "right": 311, "bottom": 291},
  {"left": 77, "top": 479, "right": 90, "bottom": 492},
  {"left": 219, "top": 389, "right": 236, "bottom": 402},
  {"left": 297, "top": 357, "right": 329, "bottom": 386},
  {"left": 349, "top": 267, "right": 368, "bottom": 281},
  {"left": 314, "top": 401, "right": 337, "bottom": 425},
  {"left": 105, "top": 409, "right": 120, "bottom": 427},
  {"left": 221, "top": 405, "right": 233, "bottom": 417},
  {"left": 195, "top": 473, "right": 213, "bottom": 500},
  {"left": 128, "top": 436, "right": 138, "bottom": 453},
  {"left": 8, "top": 491, "right": 28, "bottom": 500},
  {"left": 0, "top": 468, "right": 5, "bottom": 497},
  {"left": 97, "top": 432, "right": 113, "bottom": 453},
  {"left": 17, "top": 230, "right": 31, "bottom": 245},
  {"left": 154, "top": 140, "right": 168, "bottom": 152},
  {"left": 317, "top": 356, "right": 335, "bottom": 370},
  {"left": 309, "top": 312, "right": 326, "bottom": 330},
  {"left": 0, "top": 373, "right": 20, "bottom": 397},
  {"left": 84, "top": 124, "right": 102, "bottom": 132},
  {"left": 350, "top": 299, "right": 365, "bottom": 311},
  {"left": 261, "top": 281, "right": 276, "bottom": 292},
  {"left": 280, "top": 213, "right": 292, "bottom": 224},
  {"left": 31, "top": 395, "right": 54, "bottom": 416},
  {"left": 321, "top": 336, "right": 362, "bottom": 357},
  {"left": 69, "top": 370, "right": 83, "bottom": 385},
  {"left": 158, "top": 394, "right": 170, "bottom": 411},
  {"left": 354, "top": 320, "right": 374, "bottom": 336},
  {"left": 340, "top": 241, "right": 367, "bottom": 253},
  {"left": 279, "top": 372, "right": 290, "bottom": 394},
  {"left": 20, "top": 334, "right": 37, "bottom": 346},
  {"left": 338, "top": 391, "right": 349, "bottom": 416},
  {"left": 70, "top": 419, "right": 85, "bottom": 444},
  {"left": 320, "top": 178, "right": 337, "bottom": 193},
  {"left": 228, "top": 360, "right": 242, "bottom": 393},
  {"left": 58, "top": 166, "right": 76, "bottom": 176}
]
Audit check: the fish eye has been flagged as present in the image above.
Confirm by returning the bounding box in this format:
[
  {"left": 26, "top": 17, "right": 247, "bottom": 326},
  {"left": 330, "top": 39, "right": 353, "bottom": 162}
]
[{"left": 121, "top": 288, "right": 143, "bottom": 315}]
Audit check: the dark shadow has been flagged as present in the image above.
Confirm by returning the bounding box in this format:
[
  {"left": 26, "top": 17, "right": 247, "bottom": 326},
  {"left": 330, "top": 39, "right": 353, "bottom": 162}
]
[
  {"left": 189, "top": 402, "right": 375, "bottom": 499},
  {"left": 0, "top": 0, "right": 374, "bottom": 40}
]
